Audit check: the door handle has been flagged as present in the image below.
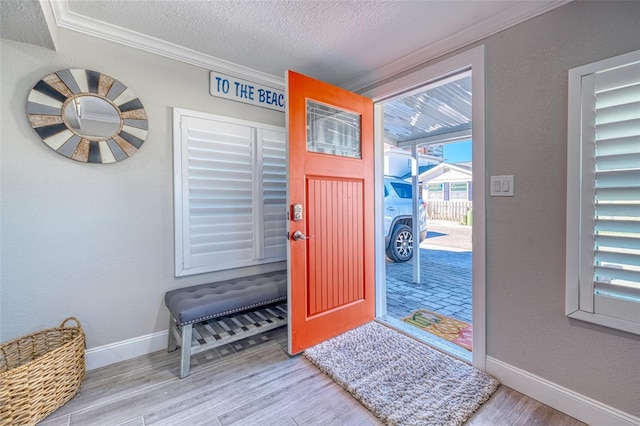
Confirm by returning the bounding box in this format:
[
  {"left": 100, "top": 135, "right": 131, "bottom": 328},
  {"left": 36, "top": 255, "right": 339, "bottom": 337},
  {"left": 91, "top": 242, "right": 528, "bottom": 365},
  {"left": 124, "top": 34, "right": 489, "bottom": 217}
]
[{"left": 292, "top": 231, "right": 313, "bottom": 241}]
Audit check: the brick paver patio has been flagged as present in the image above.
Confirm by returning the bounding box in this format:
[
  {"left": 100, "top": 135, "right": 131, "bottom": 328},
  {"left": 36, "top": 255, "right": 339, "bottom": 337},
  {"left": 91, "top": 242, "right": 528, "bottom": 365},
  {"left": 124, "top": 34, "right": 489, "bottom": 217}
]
[{"left": 385, "top": 222, "right": 472, "bottom": 324}]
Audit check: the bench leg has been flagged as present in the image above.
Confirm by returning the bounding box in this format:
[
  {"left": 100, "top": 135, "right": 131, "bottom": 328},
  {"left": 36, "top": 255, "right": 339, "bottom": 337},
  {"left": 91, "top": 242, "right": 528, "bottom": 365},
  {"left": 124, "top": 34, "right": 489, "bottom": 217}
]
[
  {"left": 179, "top": 323, "right": 193, "bottom": 378},
  {"left": 168, "top": 316, "right": 178, "bottom": 352}
]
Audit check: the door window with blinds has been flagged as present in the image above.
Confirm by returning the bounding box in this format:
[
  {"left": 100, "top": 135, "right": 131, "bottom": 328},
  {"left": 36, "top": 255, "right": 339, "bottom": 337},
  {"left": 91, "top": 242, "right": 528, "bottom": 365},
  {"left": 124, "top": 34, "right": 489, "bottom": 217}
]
[
  {"left": 566, "top": 49, "right": 640, "bottom": 335},
  {"left": 173, "top": 109, "right": 287, "bottom": 276}
]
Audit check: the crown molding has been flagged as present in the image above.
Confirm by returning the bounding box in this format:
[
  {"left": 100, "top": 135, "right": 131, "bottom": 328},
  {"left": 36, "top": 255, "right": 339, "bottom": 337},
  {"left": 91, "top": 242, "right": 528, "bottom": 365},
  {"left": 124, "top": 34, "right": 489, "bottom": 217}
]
[
  {"left": 47, "top": 0, "right": 285, "bottom": 90},
  {"left": 47, "top": 0, "right": 570, "bottom": 94},
  {"left": 342, "top": 0, "right": 572, "bottom": 92}
]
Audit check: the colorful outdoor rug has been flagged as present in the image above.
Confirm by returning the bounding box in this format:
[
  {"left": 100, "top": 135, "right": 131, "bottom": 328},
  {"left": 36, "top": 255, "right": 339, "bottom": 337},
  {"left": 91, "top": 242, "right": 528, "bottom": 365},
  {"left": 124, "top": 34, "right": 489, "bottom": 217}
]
[
  {"left": 402, "top": 309, "right": 473, "bottom": 351},
  {"left": 304, "top": 321, "right": 499, "bottom": 426}
]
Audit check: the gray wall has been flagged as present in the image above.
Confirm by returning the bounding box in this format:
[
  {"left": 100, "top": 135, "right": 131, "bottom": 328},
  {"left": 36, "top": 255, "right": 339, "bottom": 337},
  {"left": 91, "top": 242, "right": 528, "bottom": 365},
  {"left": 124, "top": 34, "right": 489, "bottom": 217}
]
[
  {"left": 0, "top": 28, "right": 285, "bottom": 348},
  {"left": 1, "top": 0, "right": 639, "bottom": 419},
  {"left": 366, "top": 0, "right": 640, "bottom": 417},
  {"left": 482, "top": 1, "right": 639, "bottom": 416}
]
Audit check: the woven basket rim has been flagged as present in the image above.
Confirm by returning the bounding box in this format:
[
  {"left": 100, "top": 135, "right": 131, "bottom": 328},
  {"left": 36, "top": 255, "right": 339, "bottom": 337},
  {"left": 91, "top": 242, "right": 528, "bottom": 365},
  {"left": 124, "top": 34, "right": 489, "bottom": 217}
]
[
  {"left": 0, "top": 317, "right": 84, "bottom": 377},
  {"left": 0, "top": 317, "right": 83, "bottom": 347}
]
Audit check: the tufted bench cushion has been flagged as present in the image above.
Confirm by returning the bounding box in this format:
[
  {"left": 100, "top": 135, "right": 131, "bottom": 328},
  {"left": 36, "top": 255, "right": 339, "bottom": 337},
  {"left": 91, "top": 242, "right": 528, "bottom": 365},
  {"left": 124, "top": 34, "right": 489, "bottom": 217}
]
[
  {"left": 165, "top": 271, "right": 287, "bottom": 378},
  {"left": 165, "top": 271, "right": 287, "bottom": 326}
]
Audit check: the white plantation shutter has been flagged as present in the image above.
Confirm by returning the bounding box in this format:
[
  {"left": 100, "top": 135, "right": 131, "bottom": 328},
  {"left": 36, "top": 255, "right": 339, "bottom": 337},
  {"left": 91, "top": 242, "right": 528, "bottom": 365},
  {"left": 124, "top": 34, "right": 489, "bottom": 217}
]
[
  {"left": 174, "top": 110, "right": 286, "bottom": 276},
  {"left": 185, "top": 117, "right": 255, "bottom": 270},
  {"left": 567, "top": 50, "right": 640, "bottom": 334},
  {"left": 260, "top": 129, "right": 288, "bottom": 260}
]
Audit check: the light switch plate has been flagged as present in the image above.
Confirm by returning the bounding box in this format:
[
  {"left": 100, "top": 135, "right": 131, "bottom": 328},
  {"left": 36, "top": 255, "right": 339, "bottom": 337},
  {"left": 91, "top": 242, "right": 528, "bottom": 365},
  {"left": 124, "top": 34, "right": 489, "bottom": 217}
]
[{"left": 490, "top": 175, "right": 514, "bottom": 196}]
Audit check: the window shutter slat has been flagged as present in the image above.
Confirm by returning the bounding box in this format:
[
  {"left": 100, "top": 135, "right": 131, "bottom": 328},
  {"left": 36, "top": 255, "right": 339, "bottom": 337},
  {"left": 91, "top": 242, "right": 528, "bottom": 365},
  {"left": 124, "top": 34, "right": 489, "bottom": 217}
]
[
  {"left": 595, "top": 218, "right": 640, "bottom": 233},
  {"left": 595, "top": 62, "right": 640, "bottom": 92},
  {"left": 595, "top": 152, "right": 640, "bottom": 171},
  {"left": 594, "top": 83, "right": 640, "bottom": 109},
  {"left": 595, "top": 118, "right": 640, "bottom": 141},
  {"left": 594, "top": 265, "right": 640, "bottom": 284},
  {"left": 593, "top": 135, "right": 639, "bottom": 156},
  {"left": 595, "top": 101, "right": 640, "bottom": 125},
  {"left": 595, "top": 250, "right": 640, "bottom": 267},
  {"left": 595, "top": 169, "right": 640, "bottom": 188},
  {"left": 596, "top": 234, "right": 640, "bottom": 250},
  {"left": 595, "top": 186, "right": 640, "bottom": 201},
  {"left": 595, "top": 203, "right": 640, "bottom": 218}
]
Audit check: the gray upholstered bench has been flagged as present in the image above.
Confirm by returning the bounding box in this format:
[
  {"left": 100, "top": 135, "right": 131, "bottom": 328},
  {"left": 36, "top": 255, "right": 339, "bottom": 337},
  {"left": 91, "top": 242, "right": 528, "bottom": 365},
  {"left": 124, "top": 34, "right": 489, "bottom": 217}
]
[{"left": 165, "top": 271, "right": 287, "bottom": 378}]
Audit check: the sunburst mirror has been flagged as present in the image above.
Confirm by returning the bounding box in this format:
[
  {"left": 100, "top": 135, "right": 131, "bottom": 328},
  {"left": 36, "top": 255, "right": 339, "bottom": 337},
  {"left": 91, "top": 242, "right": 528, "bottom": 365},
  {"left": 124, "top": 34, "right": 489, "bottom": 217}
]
[{"left": 27, "top": 69, "right": 148, "bottom": 163}]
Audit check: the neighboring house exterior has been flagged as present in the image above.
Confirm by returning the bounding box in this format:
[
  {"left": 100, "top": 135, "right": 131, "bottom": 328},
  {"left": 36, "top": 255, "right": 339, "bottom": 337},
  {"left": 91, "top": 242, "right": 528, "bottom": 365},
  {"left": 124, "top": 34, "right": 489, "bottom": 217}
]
[
  {"left": 384, "top": 148, "right": 473, "bottom": 204},
  {"left": 418, "top": 162, "right": 473, "bottom": 202},
  {"left": 407, "top": 162, "right": 473, "bottom": 222}
]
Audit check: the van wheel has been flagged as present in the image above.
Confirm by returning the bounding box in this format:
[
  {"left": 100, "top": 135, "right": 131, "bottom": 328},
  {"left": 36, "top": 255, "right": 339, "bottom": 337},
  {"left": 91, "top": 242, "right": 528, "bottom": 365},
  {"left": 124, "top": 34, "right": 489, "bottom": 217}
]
[{"left": 386, "top": 224, "right": 413, "bottom": 262}]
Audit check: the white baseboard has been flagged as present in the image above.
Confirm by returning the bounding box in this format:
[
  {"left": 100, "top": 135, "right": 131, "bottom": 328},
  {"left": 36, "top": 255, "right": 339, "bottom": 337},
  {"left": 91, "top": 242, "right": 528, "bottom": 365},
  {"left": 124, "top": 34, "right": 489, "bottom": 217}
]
[
  {"left": 486, "top": 356, "right": 640, "bottom": 426},
  {"left": 85, "top": 330, "right": 168, "bottom": 371}
]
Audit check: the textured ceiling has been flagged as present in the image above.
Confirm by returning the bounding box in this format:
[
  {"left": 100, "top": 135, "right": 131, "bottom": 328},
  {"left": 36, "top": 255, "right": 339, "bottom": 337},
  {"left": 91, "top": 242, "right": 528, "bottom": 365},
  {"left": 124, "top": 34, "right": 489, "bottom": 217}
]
[
  {"left": 0, "top": 0, "right": 55, "bottom": 49},
  {"left": 1, "top": 1, "right": 569, "bottom": 87},
  {"left": 2, "top": 0, "right": 567, "bottom": 145},
  {"left": 62, "top": 0, "right": 567, "bottom": 87},
  {"left": 66, "top": 0, "right": 470, "bottom": 85}
]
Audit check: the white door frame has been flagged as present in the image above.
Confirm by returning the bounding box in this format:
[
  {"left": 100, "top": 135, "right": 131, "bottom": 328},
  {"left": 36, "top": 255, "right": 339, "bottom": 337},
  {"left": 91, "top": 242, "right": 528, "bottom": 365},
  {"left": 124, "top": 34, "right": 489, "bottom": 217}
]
[{"left": 363, "top": 45, "right": 487, "bottom": 371}]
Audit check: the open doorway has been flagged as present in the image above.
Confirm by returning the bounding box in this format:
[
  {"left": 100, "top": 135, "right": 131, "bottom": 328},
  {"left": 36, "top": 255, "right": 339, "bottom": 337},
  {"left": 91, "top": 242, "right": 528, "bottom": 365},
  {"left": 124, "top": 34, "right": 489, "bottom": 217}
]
[
  {"left": 372, "top": 59, "right": 481, "bottom": 364},
  {"left": 384, "top": 143, "right": 473, "bottom": 362}
]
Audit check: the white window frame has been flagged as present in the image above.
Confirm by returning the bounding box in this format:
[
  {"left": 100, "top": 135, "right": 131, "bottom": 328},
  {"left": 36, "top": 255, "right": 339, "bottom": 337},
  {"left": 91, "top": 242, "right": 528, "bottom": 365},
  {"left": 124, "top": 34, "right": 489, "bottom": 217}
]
[
  {"left": 449, "top": 182, "right": 468, "bottom": 201},
  {"left": 173, "top": 108, "right": 287, "bottom": 276},
  {"left": 427, "top": 183, "right": 444, "bottom": 200},
  {"left": 566, "top": 49, "right": 640, "bottom": 335}
]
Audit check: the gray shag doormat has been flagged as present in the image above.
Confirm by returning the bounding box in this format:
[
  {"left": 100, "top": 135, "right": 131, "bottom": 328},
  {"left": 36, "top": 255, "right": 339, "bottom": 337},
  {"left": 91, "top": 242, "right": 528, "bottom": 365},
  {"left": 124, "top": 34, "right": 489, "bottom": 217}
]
[{"left": 304, "top": 321, "right": 499, "bottom": 425}]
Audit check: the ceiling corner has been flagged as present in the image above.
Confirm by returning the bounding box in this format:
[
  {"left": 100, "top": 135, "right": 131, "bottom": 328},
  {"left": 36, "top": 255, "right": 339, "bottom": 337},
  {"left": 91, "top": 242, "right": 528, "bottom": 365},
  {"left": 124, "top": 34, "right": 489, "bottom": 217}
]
[{"left": 39, "top": 0, "right": 60, "bottom": 51}]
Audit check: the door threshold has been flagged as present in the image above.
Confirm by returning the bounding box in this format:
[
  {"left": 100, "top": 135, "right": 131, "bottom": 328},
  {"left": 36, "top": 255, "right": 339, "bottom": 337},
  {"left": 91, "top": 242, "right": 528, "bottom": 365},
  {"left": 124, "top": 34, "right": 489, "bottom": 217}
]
[{"left": 376, "top": 316, "right": 472, "bottom": 364}]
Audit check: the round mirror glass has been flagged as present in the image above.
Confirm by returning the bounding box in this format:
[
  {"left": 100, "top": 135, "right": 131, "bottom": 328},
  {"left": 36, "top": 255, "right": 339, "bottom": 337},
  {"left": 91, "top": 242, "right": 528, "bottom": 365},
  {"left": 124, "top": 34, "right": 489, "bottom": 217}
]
[{"left": 63, "top": 95, "right": 122, "bottom": 140}]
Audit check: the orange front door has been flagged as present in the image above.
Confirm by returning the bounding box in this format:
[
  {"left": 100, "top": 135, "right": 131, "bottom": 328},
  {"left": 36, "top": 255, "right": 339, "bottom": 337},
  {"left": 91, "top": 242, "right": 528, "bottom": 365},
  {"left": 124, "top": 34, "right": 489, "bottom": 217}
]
[{"left": 287, "top": 70, "right": 374, "bottom": 354}]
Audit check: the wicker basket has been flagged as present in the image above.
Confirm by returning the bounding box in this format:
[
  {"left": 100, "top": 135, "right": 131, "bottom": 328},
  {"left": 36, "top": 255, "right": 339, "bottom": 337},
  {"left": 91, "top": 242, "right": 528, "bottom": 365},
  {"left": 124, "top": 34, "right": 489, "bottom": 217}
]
[{"left": 0, "top": 317, "right": 85, "bottom": 426}]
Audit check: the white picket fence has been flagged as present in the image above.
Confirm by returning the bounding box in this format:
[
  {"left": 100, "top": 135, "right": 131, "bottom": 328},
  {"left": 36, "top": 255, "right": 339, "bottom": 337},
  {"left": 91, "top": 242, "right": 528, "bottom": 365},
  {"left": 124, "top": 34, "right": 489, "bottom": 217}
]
[{"left": 427, "top": 200, "right": 473, "bottom": 223}]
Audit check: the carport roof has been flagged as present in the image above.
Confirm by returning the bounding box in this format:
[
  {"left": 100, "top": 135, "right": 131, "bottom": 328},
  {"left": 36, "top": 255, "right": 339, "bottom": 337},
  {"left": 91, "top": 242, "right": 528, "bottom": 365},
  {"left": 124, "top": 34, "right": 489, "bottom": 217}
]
[{"left": 383, "top": 72, "right": 472, "bottom": 148}]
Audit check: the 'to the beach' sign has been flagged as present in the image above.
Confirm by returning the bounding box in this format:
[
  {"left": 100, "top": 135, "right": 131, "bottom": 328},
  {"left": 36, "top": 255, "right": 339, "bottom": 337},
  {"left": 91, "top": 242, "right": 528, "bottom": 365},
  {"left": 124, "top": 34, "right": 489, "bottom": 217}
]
[{"left": 209, "top": 72, "right": 285, "bottom": 112}]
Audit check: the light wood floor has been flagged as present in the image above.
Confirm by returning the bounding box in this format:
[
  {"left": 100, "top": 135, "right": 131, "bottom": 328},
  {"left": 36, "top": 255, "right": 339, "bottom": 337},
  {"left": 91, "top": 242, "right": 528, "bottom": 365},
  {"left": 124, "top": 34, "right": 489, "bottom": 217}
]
[{"left": 39, "top": 327, "right": 586, "bottom": 426}]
